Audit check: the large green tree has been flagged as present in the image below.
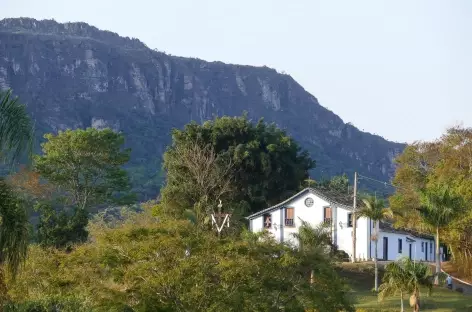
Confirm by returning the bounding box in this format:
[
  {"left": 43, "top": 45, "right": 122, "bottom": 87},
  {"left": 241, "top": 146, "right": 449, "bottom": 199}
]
[
  {"left": 161, "top": 115, "right": 315, "bottom": 217},
  {"left": 357, "top": 195, "right": 392, "bottom": 292},
  {"left": 34, "top": 128, "right": 133, "bottom": 211},
  {"left": 391, "top": 126, "right": 472, "bottom": 278}
]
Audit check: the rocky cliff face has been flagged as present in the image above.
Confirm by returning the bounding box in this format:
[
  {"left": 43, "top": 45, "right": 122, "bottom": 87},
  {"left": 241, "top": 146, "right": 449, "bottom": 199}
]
[{"left": 0, "top": 18, "right": 404, "bottom": 199}]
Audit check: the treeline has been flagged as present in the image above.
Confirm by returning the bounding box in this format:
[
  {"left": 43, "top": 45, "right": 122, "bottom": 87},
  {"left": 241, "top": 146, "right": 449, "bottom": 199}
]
[
  {"left": 390, "top": 126, "right": 472, "bottom": 280},
  {"left": 0, "top": 90, "right": 355, "bottom": 311}
]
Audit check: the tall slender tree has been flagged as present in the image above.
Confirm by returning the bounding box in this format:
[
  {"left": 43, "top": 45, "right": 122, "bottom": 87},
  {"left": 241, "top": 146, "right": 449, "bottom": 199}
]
[
  {"left": 0, "top": 89, "right": 34, "bottom": 164},
  {"left": 418, "top": 185, "right": 464, "bottom": 285},
  {"left": 0, "top": 89, "right": 34, "bottom": 308},
  {"left": 357, "top": 195, "right": 392, "bottom": 292}
]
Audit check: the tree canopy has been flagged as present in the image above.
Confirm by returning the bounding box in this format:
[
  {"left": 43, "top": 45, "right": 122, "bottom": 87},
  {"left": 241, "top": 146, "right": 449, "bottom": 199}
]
[
  {"left": 7, "top": 206, "right": 354, "bottom": 312},
  {"left": 390, "top": 126, "right": 472, "bottom": 278},
  {"left": 160, "top": 115, "right": 315, "bottom": 216},
  {"left": 34, "top": 128, "right": 134, "bottom": 210}
]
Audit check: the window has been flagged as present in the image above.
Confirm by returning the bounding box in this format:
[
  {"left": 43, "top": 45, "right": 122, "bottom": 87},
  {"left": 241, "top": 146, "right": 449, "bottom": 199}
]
[
  {"left": 398, "top": 239, "right": 402, "bottom": 253},
  {"left": 421, "top": 242, "right": 424, "bottom": 252},
  {"left": 285, "top": 207, "right": 294, "bottom": 226},
  {"left": 263, "top": 213, "right": 272, "bottom": 229},
  {"left": 324, "top": 206, "right": 332, "bottom": 223},
  {"left": 347, "top": 213, "right": 359, "bottom": 227},
  {"left": 430, "top": 242, "right": 433, "bottom": 254}
]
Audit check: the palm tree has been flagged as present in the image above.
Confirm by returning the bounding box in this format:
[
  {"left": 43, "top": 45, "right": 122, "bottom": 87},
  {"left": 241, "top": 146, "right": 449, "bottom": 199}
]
[
  {"left": 418, "top": 185, "right": 463, "bottom": 285},
  {"left": 357, "top": 195, "right": 392, "bottom": 292},
  {"left": 0, "top": 89, "right": 34, "bottom": 164},
  {"left": 378, "top": 259, "right": 409, "bottom": 312},
  {"left": 378, "top": 258, "right": 445, "bottom": 312},
  {"left": 292, "top": 220, "right": 332, "bottom": 283},
  {"left": 0, "top": 89, "right": 34, "bottom": 307},
  {"left": 0, "top": 179, "right": 29, "bottom": 281}
]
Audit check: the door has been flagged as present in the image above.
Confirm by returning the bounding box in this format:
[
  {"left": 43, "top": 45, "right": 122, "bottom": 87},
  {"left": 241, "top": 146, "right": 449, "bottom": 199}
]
[
  {"left": 425, "top": 242, "right": 428, "bottom": 261},
  {"left": 409, "top": 244, "right": 412, "bottom": 260},
  {"left": 383, "top": 237, "right": 388, "bottom": 260}
]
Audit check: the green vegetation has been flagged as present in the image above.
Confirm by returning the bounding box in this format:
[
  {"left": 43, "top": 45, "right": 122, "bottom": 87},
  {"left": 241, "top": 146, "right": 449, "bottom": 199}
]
[
  {"left": 5, "top": 206, "right": 354, "bottom": 312},
  {"left": 339, "top": 262, "right": 471, "bottom": 312},
  {"left": 35, "top": 202, "right": 89, "bottom": 249},
  {"left": 0, "top": 90, "right": 35, "bottom": 307},
  {"left": 0, "top": 89, "right": 34, "bottom": 164},
  {"left": 0, "top": 98, "right": 355, "bottom": 311},
  {"left": 357, "top": 195, "right": 392, "bottom": 292},
  {"left": 0, "top": 90, "right": 470, "bottom": 311},
  {"left": 378, "top": 258, "right": 445, "bottom": 312},
  {"left": 160, "top": 114, "right": 315, "bottom": 217},
  {"left": 417, "top": 186, "right": 464, "bottom": 285},
  {"left": 391, "top": 126, "right": 472, "bottom": 280},
  {"left": 34, "top": 128, "right": 134, "bottom": 210}
]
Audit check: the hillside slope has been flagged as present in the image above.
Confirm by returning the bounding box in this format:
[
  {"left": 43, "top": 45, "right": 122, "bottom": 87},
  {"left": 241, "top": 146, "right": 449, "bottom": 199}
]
[{"left": 0, "top": 18, "right": 405, "bottom": 199}]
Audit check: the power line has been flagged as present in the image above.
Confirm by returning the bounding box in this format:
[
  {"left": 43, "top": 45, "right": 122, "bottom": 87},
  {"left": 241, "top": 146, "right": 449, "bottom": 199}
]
[
  {"left": 357, "top": 173, "right": 411, "bottom": 193},
  {"left": 358, "top": 174, "right": 394, "bottom": 188}
]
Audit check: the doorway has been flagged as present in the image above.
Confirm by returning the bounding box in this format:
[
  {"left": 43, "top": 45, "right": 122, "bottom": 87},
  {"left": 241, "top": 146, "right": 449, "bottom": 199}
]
[
  {"left": 425, "top": 242, "right": 428, "bottom": 261},
  {"left": 409, "top": 244, "right": 412, "bottom": 260},
  {"left": 383, "top": 237, "right": 388, "bottom": 260}
]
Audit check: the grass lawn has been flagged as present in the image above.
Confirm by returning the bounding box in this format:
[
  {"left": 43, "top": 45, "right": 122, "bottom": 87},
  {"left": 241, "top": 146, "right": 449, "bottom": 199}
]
[{"left": 337, "top": 262, "right": 472, "bottom": 312}]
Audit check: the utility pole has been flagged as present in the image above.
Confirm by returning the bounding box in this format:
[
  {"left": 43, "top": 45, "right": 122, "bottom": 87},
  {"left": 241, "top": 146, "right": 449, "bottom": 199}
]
[{"left": 352, "top": 172, "right": 358, "bottom": 263}]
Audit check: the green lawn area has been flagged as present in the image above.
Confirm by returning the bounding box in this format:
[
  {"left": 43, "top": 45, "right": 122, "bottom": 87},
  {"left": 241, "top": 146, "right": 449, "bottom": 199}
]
[{"left": 337, "top": 262, "right": 472, "bottom": 312}]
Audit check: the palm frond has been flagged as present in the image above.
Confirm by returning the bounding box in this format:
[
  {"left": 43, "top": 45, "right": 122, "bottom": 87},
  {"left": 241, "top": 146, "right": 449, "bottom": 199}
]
[
  {"left": 358, "top": 195, "right": 392, "bottom": 222},
  {"left": 0, "top": 179, "right": 29, "bottom": 277},
  {"left": 0, "top": 89, "right": 34, "bottom": 165},
  {"left": 418, "top": 185, "right": 464, "bottom": 228}
]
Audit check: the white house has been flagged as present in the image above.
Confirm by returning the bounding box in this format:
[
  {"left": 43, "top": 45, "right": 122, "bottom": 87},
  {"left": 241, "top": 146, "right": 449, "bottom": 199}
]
[{"left": 247, "top": 187, "right": 436, "bottom": 262}]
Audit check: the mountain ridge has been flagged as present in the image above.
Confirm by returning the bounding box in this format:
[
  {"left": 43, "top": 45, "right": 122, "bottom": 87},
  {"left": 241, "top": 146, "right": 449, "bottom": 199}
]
[{"left": 0, "top": 17, "right": 405, "bottom": 199}]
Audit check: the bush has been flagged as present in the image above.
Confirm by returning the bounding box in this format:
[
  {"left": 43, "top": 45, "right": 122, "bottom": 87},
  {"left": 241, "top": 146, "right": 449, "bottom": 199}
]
[{"left": 3, "top": 297, "right": 89, "bottom": 312}]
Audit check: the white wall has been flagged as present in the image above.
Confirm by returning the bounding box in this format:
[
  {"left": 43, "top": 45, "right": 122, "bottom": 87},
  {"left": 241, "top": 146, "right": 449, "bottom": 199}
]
[
  {"left": 334, "top": 206, "right": 370, "bottom": 261},
  {"left": 373, "top": 232, "right": 435, "bottom": 262},
  {"left": 249, "top": 190, "right": 371, "bottom": 259},
  {"left": 250, "top": 191, "right": 436, "bottom": 263}
]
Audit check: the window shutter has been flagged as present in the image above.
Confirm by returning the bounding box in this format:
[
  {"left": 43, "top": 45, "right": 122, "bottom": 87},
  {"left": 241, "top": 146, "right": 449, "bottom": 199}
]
[
  {"left": 286, "top": 207, "right": 294, "bottom": 219},
  {"left": 324, "top": 207, "right": 332, "bottom": 219}
]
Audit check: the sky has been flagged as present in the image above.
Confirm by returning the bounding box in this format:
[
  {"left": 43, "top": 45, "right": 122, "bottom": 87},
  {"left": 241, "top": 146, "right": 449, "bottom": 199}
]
[{"left": 1, "top": 0, "right": 471, "bottom": 143}]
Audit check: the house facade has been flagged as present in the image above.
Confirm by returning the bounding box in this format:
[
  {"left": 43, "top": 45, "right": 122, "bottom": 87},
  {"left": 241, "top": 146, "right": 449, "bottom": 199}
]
[{"left": 247, "top": 188, "right": 436, "bottom": 262}]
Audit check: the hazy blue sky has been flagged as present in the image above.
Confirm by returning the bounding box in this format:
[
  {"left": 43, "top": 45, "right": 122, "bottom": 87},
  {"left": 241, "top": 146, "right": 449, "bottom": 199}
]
[{"left": 2, "top": 0, "right": 471, "bottom": 143}]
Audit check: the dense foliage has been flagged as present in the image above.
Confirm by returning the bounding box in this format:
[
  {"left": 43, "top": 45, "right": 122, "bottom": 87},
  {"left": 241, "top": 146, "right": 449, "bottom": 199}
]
[
  {"left": 35, "top": 202, "right": 89, "bottom": 249},
  {"left": 6, "top": 207, "right": 354, "bottom": 312},
  {"left": 378, "top": 258, "right": 446, "bottom": 312},
  {"left": 34, "top": 128, "right": 134, "bottom": 211},
  {"left": 0, "top": 89, "right": 35, "bottom": 308},
  {"left": 160, "top": 115, "right": 315, "bottom": 216},
  {"left": 0, "top": 90, "right": 34, "bottom": 165},
  {"left": 390, "top": 126, "right": 472, "bottom": 278}
]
